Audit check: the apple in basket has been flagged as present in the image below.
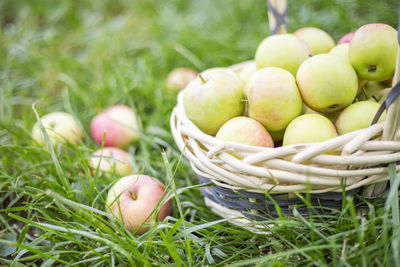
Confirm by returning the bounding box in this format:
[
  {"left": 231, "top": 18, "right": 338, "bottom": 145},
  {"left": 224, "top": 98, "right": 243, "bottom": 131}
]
[
  {"left": 32, "top": 111, "right": 82, "bottom": 146},
  {"left": 296, "top": 54, "right": 358, "bottom": 113},
  {"left": 350, "top": 23, "right": 398, "bottom": 81},
  {"left": 246, "top": 67, "right": 303, "bottom": 133},
  {"left": 183, "top": 69, "right": 244, "bottom": 136},
  {"left": 106, "top": 175, "right": 171, "bottom": 234},
  {"left": 88, "top": 147, "right": 134, "bottom": 176},
  {"left": 165, "top": 67, "right": 198, "bottom": 92},
  {"left": 294, "top": 27, "right": 335, "bottom": 55},
  {"left": 338, "top": 31, "right": 355, "bottom": 44},
  {"left": 283, "top": 113, "right": 338, "bottom": 146},
  {"left": 255, "top": 34, "right": 311, "bottom": 76},
  {"left": 91, "top": 105, "right": 141, "bottom": 147},
  {"left": 329, "top": 43, "right": 349, "bottom": 61},
  {"left": 335, "top": 101, "right": 386, "bottom": 135},
  {"left": 215, "top": 116, "right": 274, "bottom": 147}
]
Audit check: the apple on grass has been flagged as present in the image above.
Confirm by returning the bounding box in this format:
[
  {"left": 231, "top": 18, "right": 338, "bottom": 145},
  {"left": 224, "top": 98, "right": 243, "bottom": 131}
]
[
  {"left": 296, "top": 54, "right": 358, "bottom": 113},
  {"left": 294, "top": 27, "right": 335, "bottom": 55},
  {"left": 255, "top": 34, "right": 311, "bottom": 76},
  {"left": 106, "top": 175, "right": 171, "bottom": 235},
  {"left": 349, "top": 23, "right": 398, "bottom": 81},
  {"left": 32, "top": 111, "right": 82, "bottom": 146},
  {"left": 91, "top": 104, "right": 141, "bottom": 147},
  {"left": 88, "top": 147, "right": 134, "bottom": 176},
  {"left": 215, "top": 116, "right": 274, "bottom": 148},
  {"left": 283, "top": 113, "right": 338, "bottom": 146},
  {"left": 165, "top": 67, "right": 198, "bottom": 92},
  {"left": 183, "top": 69, "right": 244, "bottom": 136}
]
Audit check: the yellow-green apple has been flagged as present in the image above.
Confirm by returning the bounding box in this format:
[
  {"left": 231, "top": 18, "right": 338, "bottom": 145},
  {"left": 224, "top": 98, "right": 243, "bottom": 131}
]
[
  {"left": 238, "top": 62, "right": 257, "bottom": 86},
  {"left": 296, "top": 54, "right": 358, "bottom": 113},
  {"left": 338, "top": 31, "right": 355, "bottom": 44},
  {"left": 294, "top": 27, "right": 335, "bottom": 55},
  {"left": 183, "top": 69, "right": 244, "bottom": 136},
  {"left": 215, "top": 116, "right": 274, "bottom": 147},
  {"left": 88, "top": 147, "right": 134, "bottom": 176},
  {"left": 165, "top": 67, "right": 198, "bottom": 92},
  {"left": 91, "top": 105, "right": 141, "bottom": 147},
  {"left": 349, "top": 23, "right": 398, "bottom": 81},
  {"left": 255, "top": 34, "right": 311, "bottom": 76},
  {"left": 283, "top": 113, "right": 338, "bottom": 146},
  {"left": 302, "top": 103, "right": 340, "bottom": 123},
  {"left": 329, "top": 43, "right": 349, "bottom": 61},
  {"left": 357, "top": 81, "right": 387, "bottom": 101},
  {"left": 32, "top": 111, "right": 82, "bottom": 146},
  {"left": 246, "top": 67, "right": 303, "bottom": 132},
  {"left": 106, "top": 175, "right": 171, "bottom": 234},
  {"left": 335, "top": 101, "right": 386, "bottom": 135}
]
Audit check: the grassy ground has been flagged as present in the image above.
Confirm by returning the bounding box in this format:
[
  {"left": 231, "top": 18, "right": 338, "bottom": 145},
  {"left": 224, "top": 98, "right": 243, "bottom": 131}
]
[{"left": 1, "top": 0, "right": 400, "bottom": 265}]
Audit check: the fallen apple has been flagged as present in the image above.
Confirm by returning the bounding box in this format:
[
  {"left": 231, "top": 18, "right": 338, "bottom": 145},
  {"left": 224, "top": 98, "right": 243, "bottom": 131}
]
[
  {"left": 88, "top": 147, "right": 134, "bottom": 176},
  {"left": 246, "top": 67, "right": 303, "bottom": 132},
  {"left": 294, "top": 27, "right": 335, "bottom": 55},
  {"left": 91, "top": 105, "right": 141, "bottom": 147},
  {"left": 296, "top": 53, "right": 358, "bottom": 113},
  {"left": 215, "top": 116, "right": 274, "bottom": 147},
  {"left": 335, "top": 101, "right": 386, "bottom": 135},
  {"left": 183, "top": 69, "right": 244, "bottom": 136},
  {"left": 165, "top": 67, "right": 198, "bottom": 92},
  {"left": 32, "top": 111, "right": 82, "bottom": 146},
  {"left": 255, "top": 34, "right": 311, "bottom": 76},
  {"left": 106, "top": 174, "right": 171, "bottom": 234},
  {"left": 283, "top": 113, "right": 338, "bottom": 146},
  {"left": 349, "top": 23, "right": 398, "bottom": 81}
]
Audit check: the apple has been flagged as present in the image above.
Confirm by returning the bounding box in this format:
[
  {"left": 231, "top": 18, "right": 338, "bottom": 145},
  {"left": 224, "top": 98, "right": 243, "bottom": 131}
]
[
  {"left": 165, "top": 67, "right": 198, "bottom": 92},
  {"left": 246, "top": 67, "right": 303, "bottom": 132},
  {"left": 338, "top": 31, "right": 355, "bottom": 44},
  {"left": 296, "top": 54, "right": 358, "bottom": 113},
  {"left": 329, "top": 43, "right": 349, "bottom": 61},
  {"left": 106, "top": 175, "right": 171, "bottom": 234},
  {"left": 88, "top": 147, "right": 134, "bottom": 176},
  {"left": 349, "top": 23, "right": 398, "bottom": 81},
  {"left": 283, "top": 113, "right": 338, "bottom": 146},
  {"left": 335, "top": 101, "right": 386, "bottom": 135},
  {"left": 255, "top": 34, "right": 311, "bottom": 76},
  {"left": 238, "top": 62, "right": 257, "bottom": 85},
  {"left": 183, "top": 69, "right": 244, "bottom": 136},
  {"left": 32, "top": 111, "right": 82, "bottom": 146},
  {"left": 357, "top": 81, "right": 387, "bottom": 101},
  {"left": 294, "top": 27, "right": 335, "bottom": 55},
  {"left": 215, "top": 116, "right": 274, "bottom": 147},
  {"left": 91, "top": 105, "right": 141, "bottom": 147}
]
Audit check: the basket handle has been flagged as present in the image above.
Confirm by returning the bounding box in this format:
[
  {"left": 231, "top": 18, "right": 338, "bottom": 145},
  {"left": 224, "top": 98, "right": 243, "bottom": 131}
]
[{"left": 266, "top": 0, "right": 288, "bottom": 34}]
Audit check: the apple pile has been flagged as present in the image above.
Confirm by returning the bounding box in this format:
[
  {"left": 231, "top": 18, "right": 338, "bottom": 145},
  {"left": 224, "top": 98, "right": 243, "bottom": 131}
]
[
  {"left": 31, "top": 105, "right": 171, "bottom": 234},
  {"left": 183, "top": 23, "right": 397, "bottom": 149}
]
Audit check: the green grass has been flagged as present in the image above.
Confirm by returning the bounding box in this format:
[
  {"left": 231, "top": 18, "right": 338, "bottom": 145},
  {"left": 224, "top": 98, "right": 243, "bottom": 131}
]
[{"left": 1, "top": 0, "right": 400, "bottom": 265}]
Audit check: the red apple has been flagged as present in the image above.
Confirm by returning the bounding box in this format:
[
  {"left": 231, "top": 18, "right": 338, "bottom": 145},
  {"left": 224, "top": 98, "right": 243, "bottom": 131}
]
[
  {"left": 106, "top": 175, "right": 171, "bottom": 234},
  {"left": 91, "top": 105, "right": 141, "bottom": 147},
  {"left": 88, "top": 147, "right": 134, "bottom": 176},
  {"left": 338, "top": 31, "right": 355, "bottom": 44},
  {"left": 165, "top": 67, "right": 198, "bottom": 92}
]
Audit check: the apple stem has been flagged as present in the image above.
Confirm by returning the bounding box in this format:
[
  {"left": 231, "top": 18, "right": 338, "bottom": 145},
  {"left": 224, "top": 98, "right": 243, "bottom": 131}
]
[{"left": 199, "top": 74, "right": 206, "bottom": 84}]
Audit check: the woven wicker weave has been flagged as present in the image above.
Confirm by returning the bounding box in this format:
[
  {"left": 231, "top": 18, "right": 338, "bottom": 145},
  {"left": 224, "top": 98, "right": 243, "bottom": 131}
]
[{"left": 170, "top": 0, "right": 400, "bottom": 231}]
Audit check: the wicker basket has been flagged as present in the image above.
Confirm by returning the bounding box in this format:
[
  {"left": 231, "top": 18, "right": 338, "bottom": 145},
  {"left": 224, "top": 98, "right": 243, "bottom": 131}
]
[{"left": 170, "top": 0, "right": 400, "bottom": 232}]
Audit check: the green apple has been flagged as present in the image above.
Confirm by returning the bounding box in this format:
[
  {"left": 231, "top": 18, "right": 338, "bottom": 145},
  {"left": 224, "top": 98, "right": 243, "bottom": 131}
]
[
  {"left": 216, "top": 116, "right": 274, "bottom": 147},
  {"left": 32, "top": 111, "right": 82, "bottom": 146},
  {"left": 357, "top": 81, "right": 387, "bottom": 101},
  {"left": 302, "top": 103, "right": 340, "bottom": 123},
  {"left": 294, "top": 27, "right": 335, "bottom": 55},
  {"left": 296, "top": 54, "right": 358, "bottom": 113},
  {"left": 329, "top": 43, "right": 349, "bottom": 61},
  {"left": 238, "top": 62, "right": 257, "bottom": 86},
  {"left": 255, "top": 34, "right": 311, "bottom": 76},
  {"left": 283, "top": 113, "right": 338, "bottom": 146},
  {"left": 335, "top": 101, "right": 386, "bottom": 135},
  {"left": 349, "top": 23, "right": 398, "bottom": 81},
  {"left": 183, "top": 69, "right": 244, "bottom": 136},
  {"left": 246, "top": 67, "right": 303, "bottom": 132}
]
